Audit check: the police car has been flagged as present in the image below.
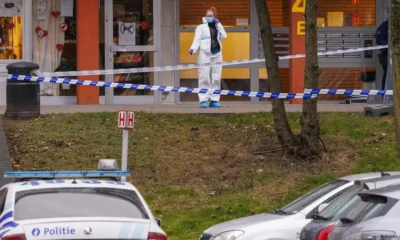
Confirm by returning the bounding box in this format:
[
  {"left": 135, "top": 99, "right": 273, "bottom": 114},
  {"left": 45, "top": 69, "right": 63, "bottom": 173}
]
[{"left": 0, "top": 159, "right": 168, "bottom": 240}]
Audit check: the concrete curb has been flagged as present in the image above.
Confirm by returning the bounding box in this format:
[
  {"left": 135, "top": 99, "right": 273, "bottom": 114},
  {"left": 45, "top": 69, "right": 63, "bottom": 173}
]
[
  {"left": 0, "top": 104, "right": 370, "bottom": 115},
  {"left": 0, "top": 118, "right": 13, "bottom": 187}
]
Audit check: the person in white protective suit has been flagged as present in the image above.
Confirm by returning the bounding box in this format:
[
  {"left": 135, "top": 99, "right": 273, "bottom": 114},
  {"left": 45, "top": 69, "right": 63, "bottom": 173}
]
[{"left": 189, "top": 7, "right": 227, "bottom": 108}]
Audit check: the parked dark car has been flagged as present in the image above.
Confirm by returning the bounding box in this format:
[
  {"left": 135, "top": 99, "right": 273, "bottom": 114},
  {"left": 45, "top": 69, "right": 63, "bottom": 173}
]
[{"left": 300, "top": 173, "right": 400, "bottom": 240}]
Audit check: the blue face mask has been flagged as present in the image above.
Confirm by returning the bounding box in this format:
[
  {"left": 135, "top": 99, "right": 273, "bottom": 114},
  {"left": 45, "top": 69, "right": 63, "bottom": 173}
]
[{"left": 206, "top": 17, "right": 214, "bottom": 23}]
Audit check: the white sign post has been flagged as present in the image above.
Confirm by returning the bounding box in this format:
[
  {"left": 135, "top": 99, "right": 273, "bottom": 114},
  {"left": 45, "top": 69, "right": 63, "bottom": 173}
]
[{"left": 117, "top": 110, "right": 135, "bottom": 182}]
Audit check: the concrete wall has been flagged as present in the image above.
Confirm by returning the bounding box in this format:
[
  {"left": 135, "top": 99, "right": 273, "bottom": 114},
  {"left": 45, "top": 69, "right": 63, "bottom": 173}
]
[{"left": 161, "top": 0, "right": 177, "bottom": 104}]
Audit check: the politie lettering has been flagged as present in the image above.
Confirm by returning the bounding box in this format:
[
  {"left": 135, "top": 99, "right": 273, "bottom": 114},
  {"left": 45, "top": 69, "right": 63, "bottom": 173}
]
[{"left": 44, "top": 227, "right": 75, "bottom": 235}]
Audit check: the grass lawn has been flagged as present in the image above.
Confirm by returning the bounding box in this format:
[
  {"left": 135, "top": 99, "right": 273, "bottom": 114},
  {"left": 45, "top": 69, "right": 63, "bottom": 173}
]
[{"left": 2, "top": 112, "right": 399, "bottom": 239}]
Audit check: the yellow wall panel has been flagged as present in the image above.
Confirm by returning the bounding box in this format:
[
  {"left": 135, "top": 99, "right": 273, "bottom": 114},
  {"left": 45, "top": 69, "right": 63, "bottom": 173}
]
[
  {"left": 180, "top": 68, "right": 250, "bottom": 79},
  {"left": 259, "top": 68, "right": 268, "bottom": 79},
  {"left": 180, "top": 32, "right": 250, "bottom": 64}
]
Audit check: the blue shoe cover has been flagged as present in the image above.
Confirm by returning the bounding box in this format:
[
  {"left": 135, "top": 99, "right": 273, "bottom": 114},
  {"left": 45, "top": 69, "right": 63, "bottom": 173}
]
[
  {"left": 209, "top": 101, "right": 221, "bottom": 108},
  {"left": 200, "top": 102, "right": 208, "bottom": 108}
]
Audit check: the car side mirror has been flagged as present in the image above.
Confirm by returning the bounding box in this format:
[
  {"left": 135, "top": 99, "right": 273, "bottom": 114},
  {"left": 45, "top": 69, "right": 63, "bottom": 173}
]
[
  {"left": 317, "top": 203, "right": 329, "bottom": 213},
  {"left": 155, "top": 217, "right": 161, "bottom": 226}
]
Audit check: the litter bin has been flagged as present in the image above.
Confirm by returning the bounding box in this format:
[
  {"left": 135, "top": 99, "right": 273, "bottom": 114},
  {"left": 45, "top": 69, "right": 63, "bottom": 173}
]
[{"left": 5, "top": 62, "right": 40, "bottom": 120}]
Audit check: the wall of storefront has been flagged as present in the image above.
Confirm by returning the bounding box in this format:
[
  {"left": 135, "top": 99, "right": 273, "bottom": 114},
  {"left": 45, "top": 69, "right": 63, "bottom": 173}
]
[
  {"left": 0, "top": 0, "right": 390, "bottom": 106},
  {"left": 177, "top": 0, "right": 385, "bottom": 103},
  {"left": 0, "top": 0, "right": 33, "bottom": 106}
]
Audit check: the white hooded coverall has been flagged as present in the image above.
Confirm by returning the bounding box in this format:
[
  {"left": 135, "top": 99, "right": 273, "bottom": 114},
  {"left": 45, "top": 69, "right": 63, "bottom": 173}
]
[{"left": 190, "top": 17, "right": 227, "bottom": 103}]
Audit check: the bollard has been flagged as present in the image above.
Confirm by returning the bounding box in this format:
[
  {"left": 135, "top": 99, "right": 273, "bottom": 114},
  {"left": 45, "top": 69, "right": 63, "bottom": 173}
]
[{"left": 5, "top": 62, "right": 40, "bottom": 120}]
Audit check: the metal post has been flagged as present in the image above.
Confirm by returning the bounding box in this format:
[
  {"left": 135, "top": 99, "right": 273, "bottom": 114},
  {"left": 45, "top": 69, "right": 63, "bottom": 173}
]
[{"left": 121, "top": 129, "right": 129, "bottom": 182}]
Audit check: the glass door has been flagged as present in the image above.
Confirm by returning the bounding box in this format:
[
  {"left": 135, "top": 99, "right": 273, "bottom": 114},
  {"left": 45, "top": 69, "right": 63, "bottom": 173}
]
[{"left": 104, "top": 0, "right": 159, "bottom": 104}]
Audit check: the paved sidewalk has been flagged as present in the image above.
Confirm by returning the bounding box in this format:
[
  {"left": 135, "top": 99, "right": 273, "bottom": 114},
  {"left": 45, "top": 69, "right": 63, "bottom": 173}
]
[
  {"left": 0, "top": 103, "right": 372, "bottom": 115},
  {"left": 0, "top": 119, "right": 13, "bottom": 186}
]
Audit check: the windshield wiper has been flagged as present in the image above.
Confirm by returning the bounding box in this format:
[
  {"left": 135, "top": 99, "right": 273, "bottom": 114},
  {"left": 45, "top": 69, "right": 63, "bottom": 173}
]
[
  {"left": 311, "top": 214, "right": 328, "bottom": 220},
  {"left": 340, "top": 217, "right": 354, "bottom": 224}
]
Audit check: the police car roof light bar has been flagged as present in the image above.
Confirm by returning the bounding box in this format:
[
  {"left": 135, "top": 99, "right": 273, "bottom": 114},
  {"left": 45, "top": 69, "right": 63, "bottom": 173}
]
[{"left": 4, "top": 170, "right": 131, "bottom": 179}]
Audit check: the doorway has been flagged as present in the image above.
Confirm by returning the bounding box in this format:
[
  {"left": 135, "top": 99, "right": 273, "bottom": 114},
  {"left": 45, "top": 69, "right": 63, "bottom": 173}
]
[{"left": 102, "top": 0, "right": 161, "bottom": 104}]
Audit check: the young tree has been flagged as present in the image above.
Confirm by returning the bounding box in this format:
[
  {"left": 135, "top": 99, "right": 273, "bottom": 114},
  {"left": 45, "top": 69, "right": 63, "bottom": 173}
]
[
  {"left": 390, "top": 0, "right": 400, "bottom": 157},
  {"left": 301, "top": 0, "right": 322, "bottom": 156},
  {"left": 254, "top": 0, "right": 299, "bottom": 156},
  {"left": 254, "top": 0, "right": 321, "bottom": 158}
]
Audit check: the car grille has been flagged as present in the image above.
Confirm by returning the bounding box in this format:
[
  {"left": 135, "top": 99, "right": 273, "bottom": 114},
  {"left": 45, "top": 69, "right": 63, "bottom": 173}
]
[{"left": 199, "top": 233, "right": 213, "bottom": 240}]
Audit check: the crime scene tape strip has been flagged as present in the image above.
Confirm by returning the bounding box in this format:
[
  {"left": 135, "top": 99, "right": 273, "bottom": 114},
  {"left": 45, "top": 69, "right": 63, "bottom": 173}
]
[
  {"left": 37, "top": 45, "right": 388, "bottom": 77},
  {"left": 8, "top": 74, "right": 395, "bottom": 99},
  {"left": 304, "top": 89, "right": 393, "bottom": 96},
  {"left": 8, "top": 74, "right": 316, "bottom": 99}
]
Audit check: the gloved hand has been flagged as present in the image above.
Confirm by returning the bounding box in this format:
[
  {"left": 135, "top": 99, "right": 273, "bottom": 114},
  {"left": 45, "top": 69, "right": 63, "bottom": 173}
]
[
  {"left": 189, "top": 49, "right": 196, "bottom": 55},
  {"left": 214, "top": 18, "right": 220, "bottom": 25}
]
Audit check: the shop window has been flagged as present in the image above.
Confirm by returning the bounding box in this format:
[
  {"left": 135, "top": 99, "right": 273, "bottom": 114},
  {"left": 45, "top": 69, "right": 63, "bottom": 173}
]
[
  {"left": 180, "top": 0, "right": 250, "bottom": 27},
  {"left": 317, "top": 68, "right": 373, "bottom": 101},
  {"left": 112, "top": 51, "right": 154, "bottom": 96},
  {"left": 180, "top": 31, "right": 250, "bottom": 101},
  {"left": 32, "top": 0, "right": 78, "bottom": 97},
  {"left": 317, "top": 0, "right": 375, "bottom": 27},
  {"left": 113, "top": 0, "right": 153, "bottom": 46},
  {"left": 0, "top": 0, "right": 22, "bottom": 60}
]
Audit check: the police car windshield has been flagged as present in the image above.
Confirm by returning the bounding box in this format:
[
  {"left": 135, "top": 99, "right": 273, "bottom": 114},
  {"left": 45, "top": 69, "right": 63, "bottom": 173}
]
[{"left": 14, "top": 188, "right": 150, "bottom": 221}]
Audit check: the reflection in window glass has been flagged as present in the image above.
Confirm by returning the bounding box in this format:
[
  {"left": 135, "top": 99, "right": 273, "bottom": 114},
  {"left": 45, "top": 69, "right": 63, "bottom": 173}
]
[
  {"left": 113, "top": 0, "right": 153, "bottom": 46},
  {"left": 317, "top": 0, "right": 375, "bottom": 27},
  {"left": 180, "top": 69, "right": 250, "bottom": 102},
  {"left": 113, "top": 51, "right": 154, "bottom": 96},
  {"left": 180, "top": 0, "right": 250, "bottom": 27},
  {"left": 0, "top": 0, "right": 22, "bottom": 60},
  {"left": 0, "top": 16, "right": 22, "bottom": 60}
]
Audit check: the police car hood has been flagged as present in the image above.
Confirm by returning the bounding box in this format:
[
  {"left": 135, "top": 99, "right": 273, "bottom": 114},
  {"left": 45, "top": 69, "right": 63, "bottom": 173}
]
[{"left": 13, "top": 217, "right": 153, "bottom": 239}]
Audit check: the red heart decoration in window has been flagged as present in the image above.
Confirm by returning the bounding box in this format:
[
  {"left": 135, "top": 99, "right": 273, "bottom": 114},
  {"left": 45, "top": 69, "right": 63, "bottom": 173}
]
[
  {"left": 51, "top": 11, "right": 60, "bottom": 18},
  {"left": 6, "top": 23, "right": 14, "bottom": 30},
  {"left": 56, "top": 44, "right": 64, "bottom": 51},
  {"left": 35, "top": 27, "right": 48, "bottom": 38},
  {"left": 140, "top": 21, "right": 149, "bottom": 30},
  {"left": 133, "top": 55, "right": 142, "bottom": 63}
]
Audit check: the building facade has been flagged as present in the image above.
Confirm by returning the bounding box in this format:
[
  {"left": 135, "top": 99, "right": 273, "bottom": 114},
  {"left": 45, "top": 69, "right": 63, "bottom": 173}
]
[{"left": 0, "top": 0, "right": 390, "bottom": 106}]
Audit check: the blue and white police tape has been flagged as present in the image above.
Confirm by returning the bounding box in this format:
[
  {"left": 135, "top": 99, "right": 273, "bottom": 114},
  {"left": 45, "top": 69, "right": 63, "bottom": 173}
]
[
  {"left": 8, "top": 73, "right": 395, "bottom": 98},
  {"left": 304, "top": 89, "right": 393, "bottom": 96},
  {"left": 8, "top": 74, "right": 316, "bottom": 99},
  {"left": 37, "top": 45, "right": 389, "bottom": 77}
]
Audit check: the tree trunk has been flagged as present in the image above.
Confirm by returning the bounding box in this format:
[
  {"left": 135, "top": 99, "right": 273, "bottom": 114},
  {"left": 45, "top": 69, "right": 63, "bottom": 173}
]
[
  {"left": 299, "top": 0, "right": 322, "bottom": 156},
  {"left": 390, "top": 0, "right": 400, "bottom": 157},
  {"left": 254, "top": 0, "right": 299, "bottom": 155}
]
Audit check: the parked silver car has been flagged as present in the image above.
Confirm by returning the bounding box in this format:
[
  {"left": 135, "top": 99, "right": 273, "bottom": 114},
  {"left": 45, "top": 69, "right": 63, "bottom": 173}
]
[
  {"left": 300, "top": 174, "right": 400, "bottom": 240},
  {"left": 328, "top": 183, "right": 400, "bottom": 240},
  {"left": 199, "top": 172, "right": 400, "bottom": 240}
]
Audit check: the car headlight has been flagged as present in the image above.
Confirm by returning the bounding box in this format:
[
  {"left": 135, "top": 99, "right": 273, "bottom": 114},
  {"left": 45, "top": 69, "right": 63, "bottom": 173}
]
[
  {"left": 345, "top": 231, "right": 399, "bottom": 240},
  {"left": 212, "top": 230, "right": 245, "bottom": 240}
]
